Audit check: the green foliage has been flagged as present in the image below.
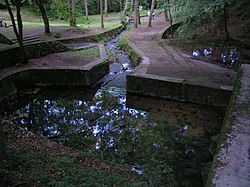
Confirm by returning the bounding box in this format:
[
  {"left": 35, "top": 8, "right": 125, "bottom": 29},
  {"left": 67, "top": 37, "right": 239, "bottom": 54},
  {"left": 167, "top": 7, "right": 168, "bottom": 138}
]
[
  {"left": 68, "top": 46, "right": 100, "bottom": 59},
  {"left": 49, "top": 0, "right": 70, "bottom": 20},
  {"left": 1, "top": 147, "right": 146, "bottom": 186},
  {"left": 172, "top": 0, "right": 234, "bottom": 38}
]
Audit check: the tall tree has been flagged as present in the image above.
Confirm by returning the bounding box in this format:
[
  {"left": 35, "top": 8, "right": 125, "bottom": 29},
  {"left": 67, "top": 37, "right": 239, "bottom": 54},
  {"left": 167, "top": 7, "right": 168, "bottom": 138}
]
[
  {"left": 134, "top": 0, "right": 138, "bottom": 28},
  {"left": 100, "top": 0, "right": 104, "bottom": 28},
  {"left": 69, "top": 0, "right": 76, "bottom": 26},
  {"left": 0, "top": 124, "right": 6, "bottom": 161},
  {"left": 35, "top": 0, "right": 50, "bottom": 34},
  {"left": 84, "top": 0, "right": 89, "bottom": 20},
  {"left": 148, "top": 0, "right": 155, "bottom": 27},
  {"left": 130, "top": 0, "right": 134, "bottom": 17},
  {"left": 4, "top": 0, "right": 28, "bottom": 64},
  {"left": 163, "top": 0, "right": 167, "bottom": 19},
  {"left": 123, "top": 0, "right": 129, "bottom": 15},
  {"left": 104, "top": 0, "right": 108, "bottom": 17},
  {"left": 119, "top": 0, "right": 122, "bottom": 12},
  {"left": 167, "top": 0, "right": 173, "bottom": 37},
  {"left": 224, "top": 2, "right": 229, "bottom": 39}
]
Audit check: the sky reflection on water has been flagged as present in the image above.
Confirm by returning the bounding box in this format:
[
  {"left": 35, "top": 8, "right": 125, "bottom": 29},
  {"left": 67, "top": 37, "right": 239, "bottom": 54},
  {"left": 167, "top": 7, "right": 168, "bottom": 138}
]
[
  {"left": 0, "top": 85, "right": 224, "bottom": 186},
  {"left": 192, "top": 46, "right": 240, "bottom": 68}
]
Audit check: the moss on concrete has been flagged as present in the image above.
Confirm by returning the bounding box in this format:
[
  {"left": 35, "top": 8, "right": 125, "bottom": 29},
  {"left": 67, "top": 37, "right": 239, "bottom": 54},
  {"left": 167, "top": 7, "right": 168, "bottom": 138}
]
[
  {"left": 58, "top": 25, "right": 126, "bottom": 44},
  {"left": 118, "top": 36, "right": 142, "bottom": 66},
  {"left": 205, "top": 69, "right": 243, "bottom": 187}
]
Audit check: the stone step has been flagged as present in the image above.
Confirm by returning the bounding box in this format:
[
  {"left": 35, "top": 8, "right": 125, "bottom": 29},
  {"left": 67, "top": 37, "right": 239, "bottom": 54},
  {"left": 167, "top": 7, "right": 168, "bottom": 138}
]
[{"left": 11, "top": 35, "right": 40, "bottom": 44}]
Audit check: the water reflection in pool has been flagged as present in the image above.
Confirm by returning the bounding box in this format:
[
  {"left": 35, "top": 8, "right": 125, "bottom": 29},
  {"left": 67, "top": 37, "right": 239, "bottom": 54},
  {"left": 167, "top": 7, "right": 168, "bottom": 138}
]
[
  {"left": 192, "top": 46, "right": 240, "bottom": 67},
  {"left": 178, "top": 41, "right": 245, "bottom": 68},
  {"left": 0, "top": 86, "right": 224, "bottom": 186}
]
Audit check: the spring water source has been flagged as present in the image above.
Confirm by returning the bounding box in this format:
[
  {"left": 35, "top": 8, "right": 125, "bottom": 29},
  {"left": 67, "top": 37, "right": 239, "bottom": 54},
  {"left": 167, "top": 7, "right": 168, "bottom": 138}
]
[{"left": 0, "top": 30, "right": 225, "bottom": 186}]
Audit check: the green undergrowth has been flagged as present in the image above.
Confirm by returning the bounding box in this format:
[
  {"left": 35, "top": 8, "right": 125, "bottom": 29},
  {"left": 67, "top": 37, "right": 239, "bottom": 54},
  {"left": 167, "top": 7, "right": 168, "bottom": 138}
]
[
  {"left": 118, "top": 36, "right": 142, "bottom": 66},
  {"left": 69, "top": 46, "right": 100, "bottom": 59},
  {"left": 106, "top": 49, "right": 118, "bottom": 62},
  {"left": 0, "top": 147, "right": 147, "bottom": 187}
]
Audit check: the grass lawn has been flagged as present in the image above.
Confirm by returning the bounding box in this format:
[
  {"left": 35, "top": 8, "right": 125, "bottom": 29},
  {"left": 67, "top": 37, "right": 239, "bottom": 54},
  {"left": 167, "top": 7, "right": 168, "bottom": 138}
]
[{"left": 0, "top": 8, "right": 122, "bottom": 40}]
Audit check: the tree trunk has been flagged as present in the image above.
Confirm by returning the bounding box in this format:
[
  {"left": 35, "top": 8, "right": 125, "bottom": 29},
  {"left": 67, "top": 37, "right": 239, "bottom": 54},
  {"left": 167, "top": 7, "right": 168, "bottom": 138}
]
[
  {"left": 224, "top": 2, "right": 229, "bottom": 39},
  {"left": 70, "top": 0, "right": 76, "bottom": 26},
  {"left": 123, "top": 0, "right": 129, "bottom": 15},
  {"left": 130, "top": 0, "right": 134, "bottom": 18},
  {"left": 100, "top": 0, "right": 104, "bottom": 28},
  {"left": 84, "top": 0, "right": 89, "bottom": 20},
  {"left": 134, "top": 0, "right": 138, "bottom": 28},
  {"left": 104, "top": 0, "right": 108, "bottom": 17},
  {"left": 138, "top": 7, "right": 141, "bottom": 24},
  {"left": 148, "top": 0, "right": 155, "bottom": 27},
  {"left": 35, "top": 0, "right": 50, "bottom": 34},
  {"left": 168, "top": 0, "right": 173, "bottom": 37},
  {"left": 0, "top": 124, "right": 6, "bottom": 161},
  {"left": 5, "top": 0, "right": 28, "bottom": 64},
  {"left": 119, "top": 0, "right": 122, "bottom": 12},
  {"left": 163, "top": 0, "right": 167, "bottom": 20}
]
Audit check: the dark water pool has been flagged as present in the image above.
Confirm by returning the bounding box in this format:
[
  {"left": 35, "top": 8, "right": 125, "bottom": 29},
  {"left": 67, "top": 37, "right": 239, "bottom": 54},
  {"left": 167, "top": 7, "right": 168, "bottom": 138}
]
[
  {"left": 178, "top": 41, "right": 250, "bottom": 68},
  {"left": 0, "top": 26, "right": 225, "bottom": 186},
  {"left": 0, "top": 86, "right": 224, "bottom": 186}
]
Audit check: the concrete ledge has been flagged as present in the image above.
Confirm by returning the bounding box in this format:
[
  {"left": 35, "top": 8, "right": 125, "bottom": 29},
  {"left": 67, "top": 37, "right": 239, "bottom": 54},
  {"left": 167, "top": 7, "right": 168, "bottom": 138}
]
[
  {"left": 206, "top": 64, "right": 250, "bottom": 187},
  {"left": 121, "top": 35, "right": 232, "bottom": 107},
  {"left": 127, "top": 73, "right": 232, "bottom": 107},
  {"left": 0, "top": 45, "right": 109, "bottom": 102},
  {"left": 57, "top": 25, "right": 125, "bottom": 44}
]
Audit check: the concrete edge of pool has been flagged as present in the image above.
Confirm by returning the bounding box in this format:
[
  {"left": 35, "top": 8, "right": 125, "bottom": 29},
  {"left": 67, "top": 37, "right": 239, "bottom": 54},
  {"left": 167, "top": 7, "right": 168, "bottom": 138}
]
[
  {"left": 206, "top": 64, "right": 250, "bottom": 187},
  {"left": 0, "top": 44, "right": 109, "bottom": 102},
  {"left": 121, "top": 36, "right": 232, "bottom": 108},
  {"left": 121, "top": 36, "right": 250, "bottom": 187}
]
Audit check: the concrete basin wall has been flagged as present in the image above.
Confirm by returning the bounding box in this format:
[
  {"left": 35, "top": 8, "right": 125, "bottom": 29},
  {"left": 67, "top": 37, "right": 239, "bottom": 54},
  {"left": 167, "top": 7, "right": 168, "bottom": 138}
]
[
  {"left": 120, "top": 37, "right": 232, "bottom": 107},
  {"left": 0, "top": 45, "right": 109, "bottom": 102},
  {"left": 127, "top": 73, "right": 231, "bottom": 107},
  {"left": 206, "top": 64, "right": 250, "bottom": 187}
]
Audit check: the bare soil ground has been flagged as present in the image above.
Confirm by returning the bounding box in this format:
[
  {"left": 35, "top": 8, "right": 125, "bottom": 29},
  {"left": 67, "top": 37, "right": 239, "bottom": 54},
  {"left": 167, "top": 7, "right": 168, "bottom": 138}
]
[
  {"left": 197, "top": 1, "right": 250, "bottom": 45},
  {"left": 0, "top": 46, "right": 99, "bottom": 79}
]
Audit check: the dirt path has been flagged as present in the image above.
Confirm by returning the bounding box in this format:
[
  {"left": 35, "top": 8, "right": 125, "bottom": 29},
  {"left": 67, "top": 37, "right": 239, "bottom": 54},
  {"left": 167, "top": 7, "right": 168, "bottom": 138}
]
[{"left": 126, "top": 15, "right": 237, "bottom": 89}]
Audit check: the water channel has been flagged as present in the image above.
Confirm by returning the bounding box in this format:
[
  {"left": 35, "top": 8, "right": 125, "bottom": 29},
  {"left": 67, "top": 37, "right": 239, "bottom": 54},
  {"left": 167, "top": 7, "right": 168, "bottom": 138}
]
[{"left": 0, "top": 29, "right": 225, "bottom": 186}]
